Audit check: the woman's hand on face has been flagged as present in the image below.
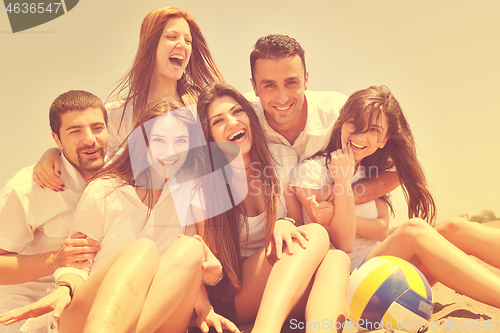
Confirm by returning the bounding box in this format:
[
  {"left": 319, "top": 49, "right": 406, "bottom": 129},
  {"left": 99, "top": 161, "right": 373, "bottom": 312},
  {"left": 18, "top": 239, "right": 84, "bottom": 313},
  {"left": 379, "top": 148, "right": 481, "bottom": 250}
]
[
  {"left": 267, "top": 219, "right": 309, "bottom": 259},
  {"left": 192, "top": 235, "right": 223, "bottom": 285},
  {"left": 33, "top": 148, "right": 65, "bottom": 192},
  {"left": 307, "top": 195, "right": 335, "bottom": 227},
  {"left": 0, "top": 287, "right": 71, "bottom": 326},
  {"left": 328, "top": 140, "right": 355, "bottom": 185}
]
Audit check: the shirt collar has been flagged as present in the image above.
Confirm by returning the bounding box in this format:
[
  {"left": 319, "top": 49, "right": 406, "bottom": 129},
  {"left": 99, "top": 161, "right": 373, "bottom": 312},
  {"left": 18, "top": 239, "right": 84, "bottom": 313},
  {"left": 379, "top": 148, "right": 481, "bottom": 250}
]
[
  {"left": 60, "top": 154, "right": 87, "bottom": 190},
  {"left": 302, "top": 92, "right": 326, "bottom": 135},
  {"left": 258, "top": 91, "right": 326, "bottom": 143}
]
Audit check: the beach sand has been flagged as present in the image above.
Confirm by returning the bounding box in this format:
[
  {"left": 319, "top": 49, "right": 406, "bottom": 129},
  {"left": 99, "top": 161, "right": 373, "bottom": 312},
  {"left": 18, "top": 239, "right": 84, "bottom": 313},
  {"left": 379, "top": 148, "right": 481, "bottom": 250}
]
[{"left": 234, "top": 221, "right": 500, "bottom": 333}]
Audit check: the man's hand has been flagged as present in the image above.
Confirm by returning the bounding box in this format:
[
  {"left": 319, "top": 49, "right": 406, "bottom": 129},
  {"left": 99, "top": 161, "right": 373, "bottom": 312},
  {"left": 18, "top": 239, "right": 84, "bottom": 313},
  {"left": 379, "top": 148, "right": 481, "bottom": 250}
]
[
  {"left": 315, "top": 183, "right": 336, "bottom": 203},
  {"left": 0, "top": 287, "right": 71, "bottom": 326},
  {"left": 52, "top": 233, "right": 99, "bottom": 269}
]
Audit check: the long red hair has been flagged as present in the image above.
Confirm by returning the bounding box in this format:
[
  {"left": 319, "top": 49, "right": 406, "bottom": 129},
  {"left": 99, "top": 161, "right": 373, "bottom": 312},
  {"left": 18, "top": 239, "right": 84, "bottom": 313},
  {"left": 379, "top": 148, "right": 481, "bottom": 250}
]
[{"left": 108, "top": 6, "right": 224, "bottom": 134}]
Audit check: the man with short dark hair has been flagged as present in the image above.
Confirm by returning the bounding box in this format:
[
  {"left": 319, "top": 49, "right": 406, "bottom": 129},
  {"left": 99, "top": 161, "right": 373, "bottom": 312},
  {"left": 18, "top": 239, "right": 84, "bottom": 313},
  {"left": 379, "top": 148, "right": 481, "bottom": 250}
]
[
  {"left": 247, "top": 34, "right": 399, "bottom": 203},
  {"left": 0, "top": 90, "right": 107, "bottom": 332}
]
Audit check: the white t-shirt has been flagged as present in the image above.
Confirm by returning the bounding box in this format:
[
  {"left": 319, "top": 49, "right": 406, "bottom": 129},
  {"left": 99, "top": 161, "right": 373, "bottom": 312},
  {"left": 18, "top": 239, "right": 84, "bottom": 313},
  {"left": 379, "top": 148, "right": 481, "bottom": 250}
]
[
  {"left": 239, "top": 144, "right": 298, "bottom": 257},
  {"left": 55, "top": 175, "right": 198, "bottom": 279},
  {"left": 105, "top": 100, "right": 198, "bottom": 158},
  {"left": 245, "top": 90, "right": 348, "bottom": 162},
  {"left": 0, "top": 156, "right": 85, "bottom": 333},
  {"left": 289, "top": 157, "right": 380, "bottom": 272}
]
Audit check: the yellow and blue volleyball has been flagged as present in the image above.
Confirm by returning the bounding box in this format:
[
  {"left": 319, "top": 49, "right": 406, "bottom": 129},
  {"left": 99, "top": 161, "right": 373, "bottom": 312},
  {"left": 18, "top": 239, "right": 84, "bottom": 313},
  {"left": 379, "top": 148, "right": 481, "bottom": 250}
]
[{"left": 345, "top": 256, "right": 433, "bottom": 333}]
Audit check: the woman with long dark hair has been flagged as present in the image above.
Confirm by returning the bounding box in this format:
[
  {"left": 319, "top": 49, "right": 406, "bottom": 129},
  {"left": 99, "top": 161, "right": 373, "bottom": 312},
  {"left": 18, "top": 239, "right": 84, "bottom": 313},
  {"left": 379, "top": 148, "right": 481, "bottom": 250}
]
[
  {"left": 291, "top": 85, "right": 500, "bottom": 308},
  {"left": 196, "top": 83, "right": 351, "bottom": 332}
]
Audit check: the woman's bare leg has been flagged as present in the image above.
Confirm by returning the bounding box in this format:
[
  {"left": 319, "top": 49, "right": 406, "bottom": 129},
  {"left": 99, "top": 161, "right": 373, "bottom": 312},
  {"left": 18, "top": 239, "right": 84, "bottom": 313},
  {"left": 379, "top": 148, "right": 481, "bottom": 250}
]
[
  {"left": 133, "top": 236, "right": 204, "bottom": 333},
  {"left": 303, "top": 250, "right": 350, "bottom": 333},
  {"left": 367, "top": 218, "right": 500, "bottom": 308},
  {"left": 239, "top": 223, "right": 330, "bottom": 333},
  {"left": 435, "top": 216, "right": 500, "bottom": 268},
  {"left": 59, "top": 238, "right": 160, "bottom": 333}
]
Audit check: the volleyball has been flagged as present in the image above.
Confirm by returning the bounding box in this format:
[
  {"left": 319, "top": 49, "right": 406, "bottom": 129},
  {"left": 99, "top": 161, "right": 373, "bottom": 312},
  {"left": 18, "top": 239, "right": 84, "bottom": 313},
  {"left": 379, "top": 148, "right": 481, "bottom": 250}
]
[{"left": 345, "top": 256, "right": 434, "bottom": 333}]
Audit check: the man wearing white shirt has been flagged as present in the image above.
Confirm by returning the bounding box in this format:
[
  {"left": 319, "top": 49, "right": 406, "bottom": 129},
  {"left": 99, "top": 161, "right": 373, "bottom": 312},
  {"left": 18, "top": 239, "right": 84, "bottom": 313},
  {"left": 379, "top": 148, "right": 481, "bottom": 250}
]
[
  {"left": 247, "top": 34, "right": 399, "bottom": 202},
  {"left": 0, "top": 90, "right": 107, "bottom": 332}
]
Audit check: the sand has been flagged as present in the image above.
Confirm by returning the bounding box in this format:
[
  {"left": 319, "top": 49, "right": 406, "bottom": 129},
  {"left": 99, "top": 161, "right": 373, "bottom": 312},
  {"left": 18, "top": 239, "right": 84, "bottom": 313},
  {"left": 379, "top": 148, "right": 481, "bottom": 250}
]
[{"left": 234, "top": 221, "right": 500, "bottom": 333}]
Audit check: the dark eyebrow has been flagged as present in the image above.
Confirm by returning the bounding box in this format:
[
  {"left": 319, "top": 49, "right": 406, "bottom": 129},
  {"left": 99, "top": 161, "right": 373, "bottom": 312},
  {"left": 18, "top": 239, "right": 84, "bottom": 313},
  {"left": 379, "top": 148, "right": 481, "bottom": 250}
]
[
  {"left": 65, "top": 125, "right": 82, "bottom": 131},
  {"left": 65, "top": 122, "right": 105, "bottom": 131},
  {"left": 259, "top": 79, "right": 277, "bottom": 85},
  {"left": 209, "top": 104, "right": 241, "bottom": 121},
  {"left": 259, "top": 75, "right": 300, "bottom": 86}
]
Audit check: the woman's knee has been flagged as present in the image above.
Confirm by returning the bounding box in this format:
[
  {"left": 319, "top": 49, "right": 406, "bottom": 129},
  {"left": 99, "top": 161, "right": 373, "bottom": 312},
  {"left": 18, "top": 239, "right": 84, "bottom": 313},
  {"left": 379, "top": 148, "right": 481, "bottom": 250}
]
[
  {"left": 435, "top": 216, "right": 468, "bottom": 238},
  {"left": 299, "top": 223, "right": 330, "bottom": 252},
  {"left": 395, "top": 218, "right": 433, "bottom": 239},
  {"left": 125, "top": 238, "right": 160, "bottom": 270},
  {"left": 161, "top": 236, "right": 204, "bottom": 269},
  {"left": 325, "top": 249, "right": 351, "bottom": 269}
]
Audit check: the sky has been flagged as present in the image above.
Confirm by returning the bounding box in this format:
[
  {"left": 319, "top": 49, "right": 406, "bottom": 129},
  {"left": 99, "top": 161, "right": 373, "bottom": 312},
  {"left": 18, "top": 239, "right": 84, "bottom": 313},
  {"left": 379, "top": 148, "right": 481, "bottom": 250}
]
[{"left": 1, "top": 0, "right": 499, "bottom": 228}]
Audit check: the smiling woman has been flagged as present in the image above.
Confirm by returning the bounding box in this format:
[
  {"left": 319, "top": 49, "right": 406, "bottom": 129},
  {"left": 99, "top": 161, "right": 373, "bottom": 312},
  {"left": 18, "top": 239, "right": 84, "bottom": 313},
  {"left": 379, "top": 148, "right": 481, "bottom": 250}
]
[
  {"left": 290, "top": 85, "right": 500, "bottom": 311},
  {"left": 195, "top": 82, "right": 351, "bottom": 333}
]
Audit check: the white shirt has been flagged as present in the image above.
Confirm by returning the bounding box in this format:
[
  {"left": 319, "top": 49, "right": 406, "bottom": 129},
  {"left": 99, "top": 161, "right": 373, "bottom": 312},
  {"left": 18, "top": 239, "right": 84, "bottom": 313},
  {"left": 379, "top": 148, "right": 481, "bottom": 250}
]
[
  {"left": 289, "top": 157, "right": 380, "bottom": 272},
  {"left": 245, "top": 90, "right": 348, "bottom": 162},
  {"left": 239, "top": 144, "right": 298, "bottom": 257},
  {"left": 0, "top": 156, "right": 85, "bottom": 332},
  {"left": 55, "top": 175, "right": 198, "bottom": 279},
  {"left": 106, "top": 100, "right": 199, "bottom": 158}
]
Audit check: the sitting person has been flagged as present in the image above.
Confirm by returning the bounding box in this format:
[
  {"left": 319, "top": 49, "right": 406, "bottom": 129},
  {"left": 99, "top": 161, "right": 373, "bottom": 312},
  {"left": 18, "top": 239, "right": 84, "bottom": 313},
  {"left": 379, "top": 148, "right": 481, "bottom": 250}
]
[
  {"left": 196, "top": 83, "right": 351, "bottom": 333},
  {"left": 291, "top": 85, "right": 500, "bottom": 308},
  {"left": 0, "top": 90, "right": 104, "bottom": 333},
  {"left": 0, "top": 98, "right": 237, "bottom": 333}
]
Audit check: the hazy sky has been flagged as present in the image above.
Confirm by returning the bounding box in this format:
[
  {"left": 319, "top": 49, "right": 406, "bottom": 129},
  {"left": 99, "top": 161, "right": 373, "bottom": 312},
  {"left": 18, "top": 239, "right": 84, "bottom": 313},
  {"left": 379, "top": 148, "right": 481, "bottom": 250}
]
[{"left": 1, "top": 0, "right": 499, "bottom": 227}]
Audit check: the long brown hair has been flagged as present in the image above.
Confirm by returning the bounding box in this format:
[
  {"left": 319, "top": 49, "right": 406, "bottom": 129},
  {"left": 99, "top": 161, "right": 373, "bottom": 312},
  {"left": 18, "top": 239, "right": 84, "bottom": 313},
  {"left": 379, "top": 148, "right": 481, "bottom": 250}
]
[
  {"left": 91, "top": 98, "right": 206, "bottom": 224},
  {"left": 108, "top": 6, "right": 224, "bottom": 134},
  {"left": 313, "top": 86, "right": 436, "bottom": 224},
  {"left": 197, "top": 83, "right": 279, "bottom": 299}
]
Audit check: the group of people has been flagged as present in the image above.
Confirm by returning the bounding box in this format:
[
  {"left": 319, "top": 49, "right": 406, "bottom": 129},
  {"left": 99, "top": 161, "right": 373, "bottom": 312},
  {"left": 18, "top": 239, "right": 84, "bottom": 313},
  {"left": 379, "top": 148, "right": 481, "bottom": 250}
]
[{"left": 1, "top": 5, "right": 500, "bottom": 333}]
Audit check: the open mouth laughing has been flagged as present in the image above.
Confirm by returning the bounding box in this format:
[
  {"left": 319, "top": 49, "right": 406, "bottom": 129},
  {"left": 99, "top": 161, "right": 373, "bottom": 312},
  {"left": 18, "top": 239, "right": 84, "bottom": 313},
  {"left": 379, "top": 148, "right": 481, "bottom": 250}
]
[
  {"left": 228, "top": 129, "right": 246, "bottom": 143},
  {"left": 169, "top": 55, "right": 184, "bottom": 68}
]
